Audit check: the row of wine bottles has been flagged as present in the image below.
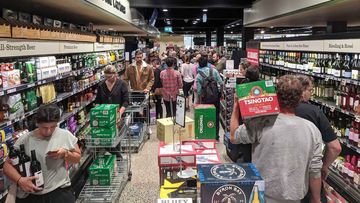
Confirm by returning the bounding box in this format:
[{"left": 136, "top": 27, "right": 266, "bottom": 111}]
[
  {"left": 260, "top": 67, "right": 360, "bottom": 114},
  {"left": 259, "top": 50, "right": 360, "bottom": 80},
  {"left": 7, "top": 138, "right": 44, "bottom": 188}
]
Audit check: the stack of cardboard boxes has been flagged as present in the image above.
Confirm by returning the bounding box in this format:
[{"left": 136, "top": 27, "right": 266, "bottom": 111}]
[{"left": 90, "top": 104, "right": 119, "bottom": 146}]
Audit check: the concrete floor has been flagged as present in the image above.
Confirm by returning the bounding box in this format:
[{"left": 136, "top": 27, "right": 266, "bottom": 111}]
[{"left": 118, "top": 104, "right": 231, "bottom": 202}]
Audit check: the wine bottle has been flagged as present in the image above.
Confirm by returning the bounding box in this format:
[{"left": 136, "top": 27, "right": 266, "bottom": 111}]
[
  {"left": 6, "top": 139, "right": 20, "bottom": 172},
  {"left": 351, "top": 54, "right": 359, "bottom": 80},
  {"left": 343, "top": 54, "right": 352, "bottom": 79},
  {"left": 30, "top": 150, "right": 44, "bottom": 188},
  {"left": 327, "top": 54, "right": 334, "bottom": 75},
  {"left": 333, "top": 53, "right": 342, "bottom": 78},
  {"left": 313, "top": 53, "right": 321, "bottom": 73},
  {"left": 19, "top": 144, "right": 31, "bottom": 177}
]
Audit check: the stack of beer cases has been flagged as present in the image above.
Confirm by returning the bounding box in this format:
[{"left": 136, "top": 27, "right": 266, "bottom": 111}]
[{"left": 89, "top": 104, "right": 119, "bottom": 146}]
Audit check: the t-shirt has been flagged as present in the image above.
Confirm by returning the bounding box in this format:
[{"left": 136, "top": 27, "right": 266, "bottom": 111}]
[
  {"left": 95, "top": 79, "right": 129, "bottom": 108},
  {"left": 295, "top": 102, "right": 337, "bottom": 143},
  {"left": 180, "top": 63, "right": 195, "bottom": 83},
  {"left": 233, "top": 114, "right": 323, "bottom": 201},
  {"left": 14, "top": 127, "right": 78, "bottom": 198}
]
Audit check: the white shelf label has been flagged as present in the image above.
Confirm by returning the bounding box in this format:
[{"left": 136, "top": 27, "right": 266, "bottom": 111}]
[
  {"left": 94, "top": 43, "right": 113, "bottom": 52},
  {"left": 0, "top": 38, "right": 60, "bottom": 57},
  {"left": 59, "top": 42, "right": 93, "bottom": 54}
]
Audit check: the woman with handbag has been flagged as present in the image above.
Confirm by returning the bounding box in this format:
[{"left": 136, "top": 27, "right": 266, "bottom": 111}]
[{"left": 151, "top": 57, "right": 163, "bottom": 119}]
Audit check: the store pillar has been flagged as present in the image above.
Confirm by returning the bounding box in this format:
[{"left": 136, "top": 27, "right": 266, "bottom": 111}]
[
  {"left": 216, "top": 27, "right": 224, "bottom": 47},
  {"left": 206, "top": 31, "right": 211, "bottom": 47},
  {"left": 241, "top": 27, "right": 255, "bottom": 51}
]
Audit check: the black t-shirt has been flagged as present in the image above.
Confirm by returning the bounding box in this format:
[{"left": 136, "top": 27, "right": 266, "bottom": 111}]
[
  {"left": 95, "top": 79, "right": 129, "bottom": 107},
  {"left": 295, "top": 102, "right": 337, "bottom": 143}
]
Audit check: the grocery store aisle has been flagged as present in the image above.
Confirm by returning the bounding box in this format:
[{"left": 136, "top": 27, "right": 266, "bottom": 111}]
[{"left": 118, "top": 106, "right": 231, "bottom": 202}]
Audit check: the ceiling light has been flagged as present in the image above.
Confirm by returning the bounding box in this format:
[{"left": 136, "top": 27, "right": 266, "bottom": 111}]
[
  {"left": 260, "top": 30, "right": 265, "bottom": 34},
  {"left": 166, "top": 19, "right": 170, "bottom": 21},
  {"left": 226, "top": 26, "right": 230, "bottom": 29},
  {"left": 162, "top": 9, "right": 168, "bottom": 12},
  {"left": 270, "top": 26, "right": 274, "bottom": 28},
  {"left": 236, "top": 23, "right": 240, "bottom": 26},
  {"left": 196, "top": 18, "right": 200, "bottom": 21},
  {"left": 203, "top": 9, "right": 208, "bottom": 12},
  {"left": 231, "top": 25, "right": 235, "bottom": 27}
]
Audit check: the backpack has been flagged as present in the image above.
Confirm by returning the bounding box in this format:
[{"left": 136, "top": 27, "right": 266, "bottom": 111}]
[{"left": 199, "top": 68, "right": 219, "bottom": 103}]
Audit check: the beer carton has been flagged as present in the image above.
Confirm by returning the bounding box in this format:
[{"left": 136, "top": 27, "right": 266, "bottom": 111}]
[
  {"left": 157, "top": 117, "right": 194, "bottom": 144},
  {"left": 236, "top": 80, "right": 280, "bottom": 121},
  {"left": 194, "top": 105, "right": 216, "bottom": 140},
  {"left": 198, "top": 163, "right": 265, "bottom": 203},
  {"left": 89, "top": 155, "right": 116, "bottom": 186},
  {"left": 91, "top": 125, "right": 117, "bottom": 138},
  {"left": 158, "top": 143, "right": 196, "bottom": 167},
  {"left": 90, "top": 104, "right": 119, "bottom": 128}
]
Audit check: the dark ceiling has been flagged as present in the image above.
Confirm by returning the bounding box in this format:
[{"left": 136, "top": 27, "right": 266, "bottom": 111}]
[{"left": 131, "top": 0, "right": 256, "bottom": 34}]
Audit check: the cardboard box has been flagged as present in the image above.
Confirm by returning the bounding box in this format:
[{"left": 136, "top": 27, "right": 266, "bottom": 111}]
[
  {"left": 36, "top": 57, "right": 49, "bottom": 69},
  {"left": 48, "top": 56, "right": 57, "bottom": 67},
  {"left": 89, "top": 155, "right": 116, "bottom": 186},
  {"left": 91, "top": 125, "right": 117, "bottom": 138},
  {"left": 57, "top": 63, "right": 72, "bottom": 74},
  {"left": 158, "top": 143, "right": 196, "bottom": 167},
  {"left": 236, "top": 80, "right": 280, "bottom": 120},
  {"left": 194, "top": 105, "right": 216, "bottom": 140},
  {"left": 157, "top": 117, "right": 194, "bottom": 144},
  {"left": 90, "top": 104, "right": 119, "bottom": 128},
  {"left": 196, "top": 153, "right": 221, "bottom": 165},
  {"left": 40, "top": 67, "right": 52, "bottom": 79},
  {"left": 159, "top": 166, "right": 197, "bottom": 190},
  {"left": 48, "top": 66, "right": 58, "bottom": 78},
  {"left": 198, "top": 163, "right": 265, "bottom": 203},
  {"left": 0, "top": 24, "right": 11, "bottom": 38},
  {"left": 2, "top": 70, "right": 21, "bottom": 88},
  {"left": 182, "top": 140, "right": 216, "bottom": 150}
]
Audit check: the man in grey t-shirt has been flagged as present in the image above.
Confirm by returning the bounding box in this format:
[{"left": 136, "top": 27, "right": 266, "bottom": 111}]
[
  {"left": 4, "top": 105, "right": 81, "bottom": 203},
  {"left": 230, "top": 75, "right": 323, "bottom": 203}
]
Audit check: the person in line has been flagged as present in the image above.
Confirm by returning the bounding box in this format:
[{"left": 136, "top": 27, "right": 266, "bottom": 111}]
[
  {"left": 192, "top": 53, "right": 202, "bottom": 105},
  {"left": 151, "top": 57, "right": 163, "bottom": 119},
  {"left": 197, "top": 53, "right": 224, "bottom": 141},
  {"left": 295, "top": 75, "right": 341, "bottom": 203},
  {"left": 212, "top": 52, "right": 226, "bottom": 74},
  {"left": 239, "top": 61, "right": 251, "bottom": 76},
  {"left": 123, "top": 50, "right": 154, "bottom": 93},
  {"left": 4, "top": 105, "right": 81, "bottom": 203},
  {"left": 179, "top": 54, "right": 194, "bottom": 111},
  {"left": 230, "top": 75, "right": 323, "bottom": 203},
  {"left": 95, "top": 65, "right": 129, "bottom": 118},
  {"left": 160, "top": 57, "right": 183, "bottom": 118}
]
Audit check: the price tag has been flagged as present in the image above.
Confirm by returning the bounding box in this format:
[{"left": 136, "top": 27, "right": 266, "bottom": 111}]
[
  {"left": 330, "top": 106, "right": 336, "bottom": 112},
  {"left": 28, "top": 83, "right": 35, "bottom": 88},
  {"left": 176, "top": 95, "right": 186, "bottom": 127},
  {"left": 341, "top": 79, "right": 347, "bottom": 86},
  {"left": 7, "top": 88, "right": 16, "bottom": 94},
  {"left": 325, "top": 76, "right": 330, "bottom": 82}
]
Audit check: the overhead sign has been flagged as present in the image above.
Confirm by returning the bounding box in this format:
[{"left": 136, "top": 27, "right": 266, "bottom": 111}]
[
  {"left": 323, "top": 39, "right": 360, "bottom": 53},
  {"left": 283, "top": 40, "right": 323, "bottom": 52},
  {"left": 260, "top": 39, "right": 360, "bottom": 53},
  {"left": 85, "top": 0, "right": 131, "bottom": 22}
]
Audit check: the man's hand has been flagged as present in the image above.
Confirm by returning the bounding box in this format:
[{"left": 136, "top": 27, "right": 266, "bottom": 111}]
[
  {"left": 143, "top": 89, "right": 149, "bottom": 93},
  {"left": 321, "top": 166, "right": 329, "bottom": 180},
  {"left": 18, "top": 176, "right": 42, "bottom": 193},
  {"left": 47, "top": 148, "right": 68, "bottom": 159}
]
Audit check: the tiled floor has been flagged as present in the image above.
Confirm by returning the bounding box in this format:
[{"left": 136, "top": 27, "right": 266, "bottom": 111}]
[{"left": 118, "top": 103, "right": 231, "bottom": 202}]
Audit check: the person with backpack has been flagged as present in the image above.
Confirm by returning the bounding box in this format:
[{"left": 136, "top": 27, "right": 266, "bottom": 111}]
[
  {"left": 160, "top": 56, "right": 183, "bottom": 118},
  {"left": 196, "top": 53, "right": 224, "bottom": 141}
]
